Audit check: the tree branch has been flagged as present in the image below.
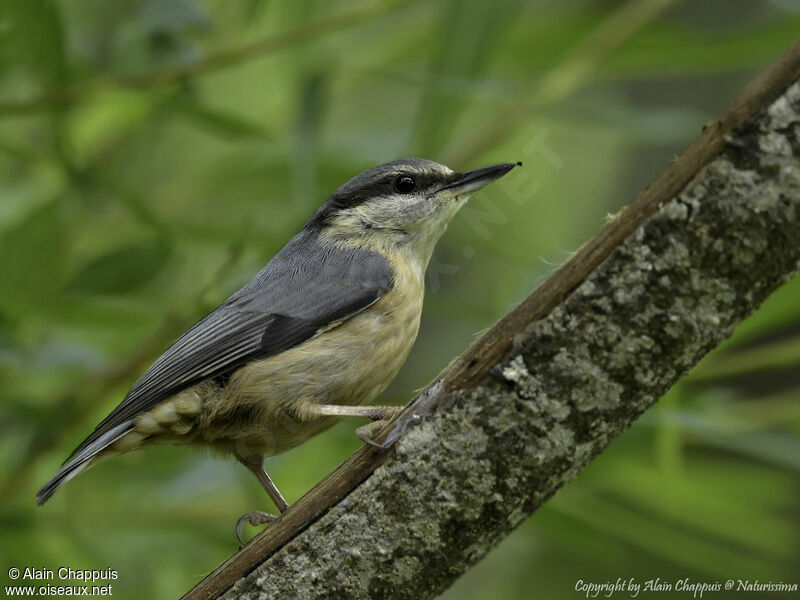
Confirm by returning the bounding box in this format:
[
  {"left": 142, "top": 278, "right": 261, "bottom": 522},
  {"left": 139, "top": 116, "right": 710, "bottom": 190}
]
[{"left": 181, "top": 39, "right": 800, "bottom": 600}]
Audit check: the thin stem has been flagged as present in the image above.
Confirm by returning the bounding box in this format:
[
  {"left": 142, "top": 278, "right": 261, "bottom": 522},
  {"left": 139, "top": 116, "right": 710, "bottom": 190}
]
[
  {"left": 0, "top": 243, "right": 245, "bottom": 502},
  {"left": 0, "top": 0, "right": 422, "bottom": 117},
  {"left": 445, "top": 0, "right": 681, "bottom": 166}
]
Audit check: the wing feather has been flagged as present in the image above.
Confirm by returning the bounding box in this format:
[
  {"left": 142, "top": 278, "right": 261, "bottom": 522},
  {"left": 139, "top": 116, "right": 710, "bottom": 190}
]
[{"left": 67, "top": 231, "right": 393, "bottom": 459}]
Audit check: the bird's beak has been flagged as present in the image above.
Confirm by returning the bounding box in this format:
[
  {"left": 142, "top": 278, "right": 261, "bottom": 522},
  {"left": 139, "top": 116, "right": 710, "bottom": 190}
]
[{"left": 442, "top": 162, "right": 521, "bottom": 196}]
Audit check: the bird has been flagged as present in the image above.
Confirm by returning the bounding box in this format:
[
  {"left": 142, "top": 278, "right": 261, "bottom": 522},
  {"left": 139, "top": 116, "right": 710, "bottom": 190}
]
[{"left": 37, "top": 157, "right": 519, "bottom": 541}]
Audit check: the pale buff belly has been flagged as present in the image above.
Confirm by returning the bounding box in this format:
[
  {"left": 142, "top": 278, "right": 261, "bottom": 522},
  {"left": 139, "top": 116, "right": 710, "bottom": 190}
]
[{"left": 111, "top": 279, "right": 423, "bottom": 460}]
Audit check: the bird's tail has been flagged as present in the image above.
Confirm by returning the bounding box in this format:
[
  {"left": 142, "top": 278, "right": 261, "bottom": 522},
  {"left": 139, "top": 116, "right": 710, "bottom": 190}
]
[{"left": 36, "top": 422, "right": 133, "bottom": 505}]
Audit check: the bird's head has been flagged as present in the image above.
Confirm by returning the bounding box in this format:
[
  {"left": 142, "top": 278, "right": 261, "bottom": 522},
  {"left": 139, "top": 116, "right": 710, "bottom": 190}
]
[{"left": 309, "top": 157, "right": 519, "bottom": 257}]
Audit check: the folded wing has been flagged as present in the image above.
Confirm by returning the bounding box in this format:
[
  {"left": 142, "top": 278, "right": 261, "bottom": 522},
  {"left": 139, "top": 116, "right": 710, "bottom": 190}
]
[{"left": 37, "top": 231, "right": 393, "bottom": 504}]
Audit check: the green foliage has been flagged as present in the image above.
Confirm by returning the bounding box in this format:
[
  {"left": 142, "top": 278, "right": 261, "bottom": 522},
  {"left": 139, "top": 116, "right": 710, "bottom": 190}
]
[
  {"left": 0, "top": 1, "right": 798, "bottom": 598},
  {"left": 0, "top": 201, "right": 65, "bottom": 303},
  {"left": 66, "top": 241, "right": 172, "bottom": 295},
  {"left": 0, "top": 0, "right": 68, "bottom": 91}
]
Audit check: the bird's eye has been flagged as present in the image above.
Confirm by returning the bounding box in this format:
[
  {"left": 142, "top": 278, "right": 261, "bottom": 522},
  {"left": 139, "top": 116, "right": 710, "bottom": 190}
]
[{"left": 393, "top": 175, "right": 416, "bottom": 194}]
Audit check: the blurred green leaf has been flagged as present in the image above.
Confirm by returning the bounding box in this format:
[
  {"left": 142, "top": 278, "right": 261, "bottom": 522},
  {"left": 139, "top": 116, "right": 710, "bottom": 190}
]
[
  {"left": 551, "top": 491, "right": 787, "bottom": 579},
  {"left": 169, "top": 97, "right": 273, "bottom": 139},
  {"left": 68, "top": 90, "right": 156, "bottom": 165},
  {"left": 601, "top": 18, "right": 800, "bottom": 78},
  {"left": 0, "top": 200, "right": 64, "bottom": 302},
  {"left": 415, "top": 0, "right": 526, "bottom": 155},
  {"left": 0, "top": 0, "right": 67, "bottom": 91},
  {"left": 0, "top": 293, "right": 152, "bottom": 328},
  {"left": 691, "top": 336, "right": 800, "bottom": 382},
  {"left": 292, "top": 70, "right": 328, "bottom": 209},
  {"left": 66, "top": 242, "right": 172, "bottom": 295},
  {"left": 0, "top": 158, "right": 66, "bottom": 231},
  {"left": 138, "top": 0, "right": 208, "bottom": 36},
  {"left": 585, "top": 457, "right": 795, "bottom": 556}
]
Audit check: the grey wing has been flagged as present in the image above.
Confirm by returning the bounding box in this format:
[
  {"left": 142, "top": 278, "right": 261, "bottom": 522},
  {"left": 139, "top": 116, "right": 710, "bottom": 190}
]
[{"left": 67, "top": 232, "right": 393, "bottom": 460}]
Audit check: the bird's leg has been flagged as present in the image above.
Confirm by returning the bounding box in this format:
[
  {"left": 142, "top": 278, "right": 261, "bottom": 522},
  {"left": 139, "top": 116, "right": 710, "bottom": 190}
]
[
  {"left": 314, "top": 404, "right": 400, "bottom": 421},
  {"left": 235, "top": 455, "right": 289, "bottom": 546},
  {"left": 240, "top": 457, "right": 290, "bottom": 512},
  {"left": 312, "top": 404, "right": 402, "bottom": 447}
]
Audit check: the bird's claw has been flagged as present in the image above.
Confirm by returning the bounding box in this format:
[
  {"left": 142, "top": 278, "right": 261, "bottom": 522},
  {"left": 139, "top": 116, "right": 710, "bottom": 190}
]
[
  {"left": 236, "top": 510, "right": 279, "bottom": 547},
  {"left": 356, "top": 420, "right": 392, "bottom": 449}
]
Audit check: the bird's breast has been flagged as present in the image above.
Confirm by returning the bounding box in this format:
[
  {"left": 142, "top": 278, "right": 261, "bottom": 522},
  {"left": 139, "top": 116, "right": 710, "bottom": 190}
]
[
  {"left": 193, "top": 253, "right": 426, "bottom": 453},
  {"left": 230, "top": 257, "right": 424, "bottom": 407}
]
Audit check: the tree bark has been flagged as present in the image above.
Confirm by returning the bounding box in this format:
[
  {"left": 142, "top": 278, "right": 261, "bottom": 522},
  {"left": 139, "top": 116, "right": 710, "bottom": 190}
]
[{"left": 182, "top": 40, "right": 800, "bottom": 600}]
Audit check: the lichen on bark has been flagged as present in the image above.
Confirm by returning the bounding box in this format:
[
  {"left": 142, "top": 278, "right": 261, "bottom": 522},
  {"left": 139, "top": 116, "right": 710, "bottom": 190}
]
[{"left": 223, "top": 81, "right": 800, "bottom": 600}]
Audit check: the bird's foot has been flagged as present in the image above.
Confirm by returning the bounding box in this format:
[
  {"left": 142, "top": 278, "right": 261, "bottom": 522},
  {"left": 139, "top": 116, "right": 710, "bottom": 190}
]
[
  {"left": 356, "top": 406, "right": 402, "bottom": 449},
  {"left": 356, "top": 419, "right": 392, "bottom": 449},
  {"left": 312, "top": 404, "right": 402, "bottom": 449},
  {"left": 236, "top": 510, "right": 279, "bottom": 547}
]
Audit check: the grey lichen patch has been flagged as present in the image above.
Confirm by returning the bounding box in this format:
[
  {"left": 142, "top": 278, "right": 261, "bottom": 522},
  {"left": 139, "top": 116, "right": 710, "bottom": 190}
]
[
  {"left": 759, "top": 131, "right": 794, "bottom": 157},
  {"left": 500, "top": 355, "right": 529, "bottom": 384},
  {"left": 550, "top": 347, "right": 625, "bottom": 412},
  {"left": 767, "top": 81, "right": 800, "bottom": 128},
  {"left": 779, "top": 162, "right": 800, "bottom": 195},
  {"left": 223, "top": 79, "right": 800, "bottom": 600}
]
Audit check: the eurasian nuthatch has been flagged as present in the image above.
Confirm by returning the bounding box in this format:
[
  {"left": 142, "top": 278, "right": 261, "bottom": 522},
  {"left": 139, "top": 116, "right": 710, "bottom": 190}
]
[{"left": 37, "top": 158, "right": 519, "bottom": 540}]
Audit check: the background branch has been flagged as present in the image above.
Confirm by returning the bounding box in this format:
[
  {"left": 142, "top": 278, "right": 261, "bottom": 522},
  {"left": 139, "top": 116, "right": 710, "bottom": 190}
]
[
  {"left": 181, "top": 39, "right": 800, "bottom": 600},
  {"left": 0, "top": 0, "right": 421, "bottom": 117},
  {"left": 0, "top": 243, "right": 244, "bottom": 502},
  {"left": 444, "top": 0, "right": 680, "bottom": 166}
]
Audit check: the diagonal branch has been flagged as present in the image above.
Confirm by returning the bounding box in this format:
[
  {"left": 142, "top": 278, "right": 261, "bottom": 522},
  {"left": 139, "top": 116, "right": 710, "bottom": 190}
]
[{"left": 181, "top": 38, "right": 800, "bottom": 600}]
